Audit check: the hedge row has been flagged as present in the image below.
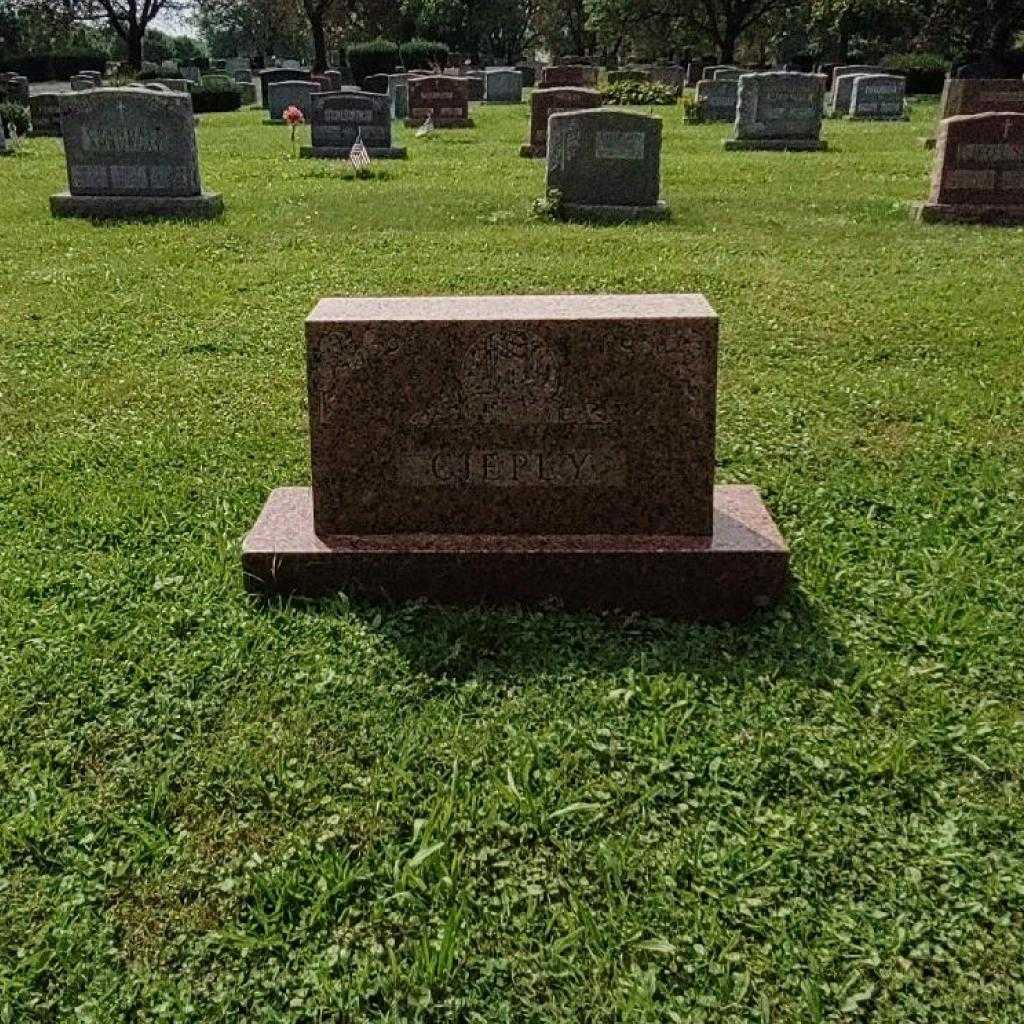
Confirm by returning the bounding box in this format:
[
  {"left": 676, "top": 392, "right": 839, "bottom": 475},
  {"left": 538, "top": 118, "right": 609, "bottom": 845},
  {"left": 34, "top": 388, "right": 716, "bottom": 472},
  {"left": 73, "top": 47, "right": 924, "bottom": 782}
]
[
  {"left": 0, "top": 49, "right": 107, "bottom": 80},
  {"left": 345, "top": 37, "right": 449, "bottom": 85}
]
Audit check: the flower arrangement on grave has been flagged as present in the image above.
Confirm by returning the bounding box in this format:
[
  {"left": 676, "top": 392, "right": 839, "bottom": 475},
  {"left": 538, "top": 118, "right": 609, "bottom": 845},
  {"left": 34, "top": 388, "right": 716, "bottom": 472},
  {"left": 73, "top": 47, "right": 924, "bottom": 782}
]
[{"left": 282, "top": 104, "right": 304, "bottom": 156}]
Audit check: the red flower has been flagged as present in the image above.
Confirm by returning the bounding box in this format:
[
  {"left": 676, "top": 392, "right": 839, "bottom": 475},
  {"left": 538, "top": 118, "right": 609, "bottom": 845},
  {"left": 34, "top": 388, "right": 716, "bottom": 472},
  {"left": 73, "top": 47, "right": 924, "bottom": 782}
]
[{"left": 282, "top": 105, "right": 304, "bottom": 126}]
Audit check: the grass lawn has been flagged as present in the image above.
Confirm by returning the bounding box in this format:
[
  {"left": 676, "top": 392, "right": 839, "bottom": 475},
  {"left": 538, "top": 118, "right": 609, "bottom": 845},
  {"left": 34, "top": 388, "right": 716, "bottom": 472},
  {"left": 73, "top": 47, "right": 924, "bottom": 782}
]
[{"left": 1, "top": 97, "right": 1023, "bottom": 1022}]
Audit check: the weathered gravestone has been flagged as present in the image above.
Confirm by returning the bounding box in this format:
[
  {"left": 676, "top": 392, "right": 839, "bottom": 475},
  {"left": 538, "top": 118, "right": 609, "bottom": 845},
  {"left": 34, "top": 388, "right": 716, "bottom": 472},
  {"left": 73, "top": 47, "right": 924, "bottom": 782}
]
[
  {"left": 650, "top": 65, "right": 686, "bottom": 90},
  {"left": 362, "top": 74, "right": 388, "bottom": 94},
  {"left": 711, "top": 66, "right": 742, "bottom": 81},
  {"left": 828, "top": 65, "right": 884, "bottom": 115},
  {"left": 405, "top": 75, "right": 474, "bottom": 127},
  {"left": 258, "top": 67, "right": 310, "bottom": 108},
  {"left": 925, "top": 78, "right": 1024, "bottom": 147},
  {"left": 386, "top": 74, "right": 409, "bottom": 118},
  {"left": 485, "top": 69, "right": 523, "bottom": 102},
  {"left": 266, "top": 80, "right": 318, "bottom": 123},
  {"left": 915, "top": 112, "right": 1024, "bottom": 225},
  {"left": 546, "top": 109, "right": 669, "bottom": 222},
  {"left": 324, "top": 69, "right": 353, "bottom": 90},
  {"left": 520, "top": 86, "right": 601, "bottom": 157},
  {"left": 70, "top": 74, "right": 95, "bottom": 92},
  {"left": 515, "top": 64, "right": 536, "bottom": 87},
  {"left": 181, "top": 65, "right": 201, "bottom": 84},
  {"left": 50, "top": 89, "right": 222, "bottom": 220},
  {"left": 242, "top": 293, "right": 789, "bottom": 617},
  {"left": 692, "top": 78, "right": 739, "bottom": 122},
  {"left": 685, "top": 61, "right": 704, "bottom": 86},
  {"left": 301, "top": 90, "right": 406, "bottom": 159},
  {"left": 538, "top": 65, "right": 595, "bottom": 89},
  {"left": 0, "top": 74, "right": 30, "bottom": 105},
  {"left": 848, "top": 74, "right": 907, "bottom": 119},
  {"left": 29, "top": 92, "right": 63, "bottom": 137},
  {"left": 725, "top": 71, "right": 826, "bottom": 150},
  {"left": 464, "top": 72, "right": 485, "bottom": 101}
]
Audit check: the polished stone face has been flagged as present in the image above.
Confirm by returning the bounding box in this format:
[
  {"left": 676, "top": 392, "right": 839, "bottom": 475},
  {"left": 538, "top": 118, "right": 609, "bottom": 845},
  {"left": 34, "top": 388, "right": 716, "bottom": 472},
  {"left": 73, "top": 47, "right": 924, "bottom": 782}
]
[
  {"left": 695, "top": 78, "right": 738, "bottom": 122},
  {"left": 538, "top": 65, "right": 598, "bottom": 88},
  {"left": 305, "top": 294, "right": 718, "bottom": 537},
  {"left": 940, "top": 78, "right": 1024, "bottom": 118},
  {"left": 58, "top": 89, "right": 201, "bottom": 197},
  {"left": 525, "top": 87, "right": 602, "bottom": 153},
  {"left": 485, "top": 70, "right": 523, "bottom": 102},
  {"left": 257, "top": 67, "right": 310, "bottom": 107},
  {"left": 546, "top": 108, "right": 662, "bottom": 208},
  {"left": 266, "top": 80, "right": 316, "bottom": 121},
  {"left": 829, "top": 66, "right": 884, "bottom": 114},
  {"left": 929, "top": 112, "right": 1024, "bottom": 208},
  {"left": 407, "top": 75, "right": 470, "bottom": 125},
  {"left": 29, "top": 92, "right": 63, "bottom": 136},
  {"left": 309, "top": 91, "right": 392, "bottom": 149},
  {"left": 849, "top": 75, "right": 906, "bottom": 119},
  {"left": 733, "top": 72, "right": 824, "bottom": 139}
]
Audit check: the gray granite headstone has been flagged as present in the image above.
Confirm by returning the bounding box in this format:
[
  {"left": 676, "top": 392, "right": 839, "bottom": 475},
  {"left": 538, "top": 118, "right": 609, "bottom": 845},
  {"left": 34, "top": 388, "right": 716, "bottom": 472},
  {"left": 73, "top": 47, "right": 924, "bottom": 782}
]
[
  {"left": 258, "top": 67, "right": 311, "bottom": 108},
  {"left": 725, "top": 72, "right": 826, "bottom": 150},
  {"left": 50, "top": 88, "right": 222, "bottom": 219},
  {"left": 546, "top": 108, "right": 668, "bottom": 221},
  {"left": 694, "top": 78, "right": 739, "bottom": 122},
  {"left": 29, "top": 92, "right": 63, "bottom": 137},
  {"left": 266, "top": 80, "right": 315, "bottom": 122},
  {"left": 710, "top": 66, "right": 741, "bottom": 81},
  {"left": 484, "top": 69, "right": 522, "bottom": 102},
  {"left": 301, "top": 90, "right": 406, "bottom": 158},
  {"left": 464, "top": 72, "right": 485, "bottom": 101},
  {"left": 848, "top": 74, "right": 907, "bottom": 119},
  {"left": 387, "top": 76, "right": 409, "bottom": 118},
  {"left": 828, "top": 65, "right": 884, "bottom": 115}
]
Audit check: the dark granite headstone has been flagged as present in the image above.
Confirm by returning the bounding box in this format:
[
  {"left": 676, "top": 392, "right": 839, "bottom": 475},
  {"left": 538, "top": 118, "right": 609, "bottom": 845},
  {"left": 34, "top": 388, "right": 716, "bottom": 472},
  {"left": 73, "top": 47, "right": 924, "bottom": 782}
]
[
  {"left": 29, "top": 92, "right": 63, "bottom": 137},
  {"left": 465, "top": 72, "right": 485, "bottom": 101},
  {"left": 484, "top": 69, "right": 522, "bottom": 102},
  {"left": 520, "top": 86, "right": 601, "bottom": 157},
  {"left": 725, "top": 72, "right": 826, "bottom": 150},
  {"left": 546, "top": 108, "right": 668, "bottom": 221},
  {"left": 916, "top": 112, "right": 1024, "bottom": 224},
  {"left": 828, "top": 65, "right": 884, "bottom": 115},
  {"left": 711, "top": 66, "right": 742, "bottom": 81},
  {"left": 0, "top": 74, "right": 30, "bottom": 105},
  {"left": 538, "top": 65, "right": 594, "bottom": 89},
  {"left": 265, "top": 80, "right": 316, "bottom": 122},
  {"left": 848, "top": 74, "right": 907, "bottom": 119},
  {"left": 243, "top": 293, "right": 789, "bottom": 618},
  {"left": 301, "top": 90, "right": 406, "bottom": 158},
  {"left": 362, "top": 74, "right": 388, "bottom": 94},
  {"left": 940, "top": 78, "right": 1024, "bottom": 118},
  {"left": 515, "top": 64, "right": 536, "bottom": 87},
  {"left": 693, "top": 78, "right": 738, "bottom": 122},
  {"left": 955, "top": 62, "right": 1006, "bottom": 79},
  {"left": 50, "top": 88, "right": 222, "bottom": 219},
  {"left": 387, "top": 76, "right": 409, "bottom": 118},
  {"left": 685, "top": 61, "right": 704, "bottom": 87},
  {"left": 257, "top": 67, "right": 310, "bottom": 108},
  {"left": 405, "top": 75, "right": 473, "bottom": 127}
]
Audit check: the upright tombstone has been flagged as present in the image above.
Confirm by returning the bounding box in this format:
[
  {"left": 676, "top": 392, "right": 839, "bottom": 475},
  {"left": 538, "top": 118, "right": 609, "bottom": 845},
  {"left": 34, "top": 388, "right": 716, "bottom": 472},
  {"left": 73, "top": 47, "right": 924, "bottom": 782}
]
[
  {"left": 545, "top": 109, "right": 669, "bottom": 222},
  {"left": 538, "top": 65, "right": 590, "bottom": 89},
  {"left": 266, "top": 80, "right": 317, "bottom": 123},
  {"left": 650, "top": 65, "right": 686, "bottom": 91},
  {"left": 828, "top": 65, "right": 884, "bottom": 115},
  {"left": 711, "top": 66, "right": 742, "bottom": 81},
  {"left": 0, "top": 74, "right": 30, "bottom": 105},
  {"left": 258, "top": 66, "right": 311, "bottom": 108},
  {"left": 311, "top": 73, "right": 332, "bottom": 93},
  {"left": 181, "top": 65, "right": 202, "bottom": 84},
  {"left": 70, "top": 74, "right": 95, "bottom": 92},
  {"left": 242, "top": 293, "right": 789, "bottom": 618},
  {"left": 914, "top": 112, "right": 1024, "bottom": 225},
  {"left": 362, "top": 74, "right": 388, "bottom": 95},
  {"left": 484, "top": 68, "right": 523, "bottom": 102},
  {"left": 301, "top": 90, "right": 406, "bottom": 158},
  {"left": 725, "top": 72, "right": 826, "bottom": 150},
  {"left": 520, "top": 86, "right": 600, "bottom": 157},
  {"left": 29, "top": 92, "right": 63, "bottom": 137},
  {"left": 405, "top": 75, "right": 474, "bottom": 128},
  {"left": 50, "top": 89, "right": 222, "bottom": 220},
  {"left": 692, "top": 78, "right": 739, "bottom": 122},
  {"left": 464, "top": 72, "right": 485, "bottom": 101},
  {"left": 848, "top": 74, "right": 907, "bottom": 119},
  {"left": 515, "top": 63, "right": 536, "bottom": 87},
  {"left": 685, "top": 60, "right": 704, "bottom": 87},
  {"left": 324, "top": 68, "right": 352, "bottom": 90},
  {"left": 925, "top": 76, "right": 1024, "bottom": 148}
]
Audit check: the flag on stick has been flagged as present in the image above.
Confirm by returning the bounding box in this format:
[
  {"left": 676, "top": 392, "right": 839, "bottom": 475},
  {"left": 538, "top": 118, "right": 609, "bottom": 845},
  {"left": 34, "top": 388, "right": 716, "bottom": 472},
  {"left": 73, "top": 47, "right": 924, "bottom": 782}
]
[
  {"left": 349, "top": 130, "right": 371, "bottom": 175},
  {"left": 415, "top": 113, "right": 435, "bottom": 137}
]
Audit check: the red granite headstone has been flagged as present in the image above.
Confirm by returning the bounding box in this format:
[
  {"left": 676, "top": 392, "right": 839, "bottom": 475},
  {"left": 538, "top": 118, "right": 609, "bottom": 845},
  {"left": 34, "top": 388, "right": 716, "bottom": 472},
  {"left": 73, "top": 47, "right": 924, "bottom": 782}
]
[
  {"left": 916, "top": 112, "right": 1024, "bottom": 224},
  {"left": 243, "top": 295, "right": 789, "bottom": 618},
  {"left": 520, "top": 86, "right": 601, "bottom": 157},
  {"left": 538, "top": 65, "right": 599, "bottom": 88},
  {"left": 404, "top": 75, "right": 473, "bottom": 128}
]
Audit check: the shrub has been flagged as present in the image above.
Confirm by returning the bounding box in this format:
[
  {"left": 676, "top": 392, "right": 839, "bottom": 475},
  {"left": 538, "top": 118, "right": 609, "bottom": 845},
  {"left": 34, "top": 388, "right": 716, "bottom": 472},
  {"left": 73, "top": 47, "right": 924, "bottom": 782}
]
[
  {"left": 345, "top": 38, "right": 400, "bottom": 86},
  {"left": 0, "top": 101, "right": 31, "bottom": 137},
  {"left": 881, "top": 52, "right": 948, "bottom": 94},
  {"left": 0, "top": 47, "right": 108, "bottom": 80},
  {"left": 189, "top": 81, "right": 242, "bottom": 113},
  {"left": 600, "top": 80, "right": 678, "bottom": 105},
  {"left": 399, "top": 39, "right": 449, "bottom": 71}
]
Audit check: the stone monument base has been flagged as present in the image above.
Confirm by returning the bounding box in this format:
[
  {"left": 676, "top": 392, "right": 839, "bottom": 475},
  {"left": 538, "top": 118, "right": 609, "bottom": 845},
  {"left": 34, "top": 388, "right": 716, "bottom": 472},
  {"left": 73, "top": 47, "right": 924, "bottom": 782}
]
[
  {"left": 242, "top": 485, "right": 789, "bottom": 620},
  {"left": 921, "top": 136, "right": 937, "bottom": 149},
  {"left": 299, "top": 145, "right": 407, "bottom": 159},
  {"left": 404, "top": 117, "right": 475, "bottom": 128},
  {"left": 558, "top": 200, "right": 670, "bottom": 224},
  {"left": 845, "top": 113, "right": 909, "bottom": 121},
  {"left": 914, "top": 201, "right": 1024, "bottom": 226},
  {"left": 50, "top": 191, "right": 224, "bottom": 220},
  {"left": 724, "top": 138, "right": 827, "bottom": 151},
  {"left": 519, "top": 143, "right": 544, "bottom": 158}
]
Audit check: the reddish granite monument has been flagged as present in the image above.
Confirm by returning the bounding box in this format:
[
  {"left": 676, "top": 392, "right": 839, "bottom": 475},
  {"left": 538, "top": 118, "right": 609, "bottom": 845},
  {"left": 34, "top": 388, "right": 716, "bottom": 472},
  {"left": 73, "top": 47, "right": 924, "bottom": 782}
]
[
  {"left": 520, "top": 87, "right": 601, "bottom": 158},
  {"left": 243, "top": 294, "right": 788, "bottom": 618},
  {"left": 916, "top": 112, "right": 1024, "bottom": 224},
  {"left": 405, "top": 75, "right": 473, "bottom": 128}
]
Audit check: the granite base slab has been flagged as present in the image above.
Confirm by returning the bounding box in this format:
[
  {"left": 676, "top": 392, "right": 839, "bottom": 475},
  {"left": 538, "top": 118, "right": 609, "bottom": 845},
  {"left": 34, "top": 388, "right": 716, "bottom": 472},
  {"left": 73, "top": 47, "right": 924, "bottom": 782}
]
[
  {"left": 404, "top": 118, "right": 475, "bottom": 128},
  {"left": 558, "top": 200, "right": 670, "bottom": 224},
  {"left": 299, "top": 145, "right": 407, "bottom": 159},
  {"left": 914, "top": 201, "right": 1024, "bottom": 225},
  {"left": 50, "top": 191, "right": 224, "bottom": 220},
  {"left": 241, "top": 485, "right": 789, "bottom": 620},
  {"left": 519, "top": 143, "right": 543, "bottom": 158},
  {"left": 921, "top": 136, "right": 936, "bottom": 149},
  {"left": 724, "top": 138, "right": 827, "bottom": 151}
]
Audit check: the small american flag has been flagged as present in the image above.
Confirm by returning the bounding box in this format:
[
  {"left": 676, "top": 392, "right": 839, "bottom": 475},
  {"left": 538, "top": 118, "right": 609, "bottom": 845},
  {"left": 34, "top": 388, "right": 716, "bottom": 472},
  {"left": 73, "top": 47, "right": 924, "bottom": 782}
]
[
  {"left": 349, "top": 130, "right": 371, "bottom": 174},
  {"left": 415, "top": 113, "right": 435, "bottom": 137}
]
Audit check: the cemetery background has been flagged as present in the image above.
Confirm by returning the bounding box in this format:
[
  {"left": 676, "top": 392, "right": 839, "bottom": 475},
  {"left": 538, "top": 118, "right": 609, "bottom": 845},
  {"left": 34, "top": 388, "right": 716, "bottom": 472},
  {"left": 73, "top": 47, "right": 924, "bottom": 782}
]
[{"left": 1, "top": 96, "right": 1024, "bottom": 1020}]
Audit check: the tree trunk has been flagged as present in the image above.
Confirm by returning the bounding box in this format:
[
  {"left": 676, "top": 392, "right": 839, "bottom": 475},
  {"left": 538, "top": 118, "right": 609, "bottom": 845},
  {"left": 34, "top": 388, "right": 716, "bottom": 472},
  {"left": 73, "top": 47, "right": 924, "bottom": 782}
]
[
  {"left": 309, "top": 10, "right": 328, "bottom": 71},
  {"left": 127, "top": 22, "right": 144, "bottom": 70}
]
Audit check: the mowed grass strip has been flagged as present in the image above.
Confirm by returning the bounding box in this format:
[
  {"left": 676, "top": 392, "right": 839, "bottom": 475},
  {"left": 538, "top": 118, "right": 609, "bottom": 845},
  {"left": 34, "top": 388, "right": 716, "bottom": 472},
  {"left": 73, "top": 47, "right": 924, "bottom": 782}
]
[{"left": 1, "top": 98, "right": 1023, "bottom": 1022}]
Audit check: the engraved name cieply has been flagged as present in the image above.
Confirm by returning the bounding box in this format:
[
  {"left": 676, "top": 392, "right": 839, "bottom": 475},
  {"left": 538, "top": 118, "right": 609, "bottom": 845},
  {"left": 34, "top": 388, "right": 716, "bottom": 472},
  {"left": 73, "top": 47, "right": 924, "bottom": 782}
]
[{"left": 399, "top": 449, "right": 627, "bottom": 487}]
